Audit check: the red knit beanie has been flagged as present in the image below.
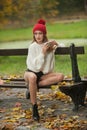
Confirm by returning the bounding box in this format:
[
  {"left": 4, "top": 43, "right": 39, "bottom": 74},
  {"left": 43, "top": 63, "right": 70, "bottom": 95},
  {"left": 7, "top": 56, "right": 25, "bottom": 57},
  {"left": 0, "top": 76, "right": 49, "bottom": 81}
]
[{"left": 33, "top": 19, "right": 47, "bottom": 34}]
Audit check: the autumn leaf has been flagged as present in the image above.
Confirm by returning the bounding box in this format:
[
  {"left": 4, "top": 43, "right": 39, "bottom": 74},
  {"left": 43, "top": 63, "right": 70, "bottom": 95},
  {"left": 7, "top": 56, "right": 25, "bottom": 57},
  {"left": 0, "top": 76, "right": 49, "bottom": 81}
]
[
  {"left": 64, "top": 75, "right": 72, "bottom": 79},
  {"left": 0, "top": 108, "right": 6, "bottom": 113},
  {"left": 46, "top": 108, "right": 55, "bottom": 115},
  {"left": 14, "top": 102, "right": 22, "bottom": 107},
  {"left": 25, "top": 109, "right": 32, "bottom": 119},
  {"left": 1, "top": 124, "right": 14, "bottom": 130},
  {"left": 12, "top": 107, "right": 21, "bottom": 112},
  {"left": 51, "top": 85, "right": 59, "bottom": 91}
]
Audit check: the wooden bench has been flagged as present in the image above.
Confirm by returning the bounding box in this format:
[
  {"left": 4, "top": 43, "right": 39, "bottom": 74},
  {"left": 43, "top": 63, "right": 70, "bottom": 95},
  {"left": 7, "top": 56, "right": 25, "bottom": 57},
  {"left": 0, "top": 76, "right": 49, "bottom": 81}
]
[{"left": 0, "top": 43, "right": 87, "bottom": 111}]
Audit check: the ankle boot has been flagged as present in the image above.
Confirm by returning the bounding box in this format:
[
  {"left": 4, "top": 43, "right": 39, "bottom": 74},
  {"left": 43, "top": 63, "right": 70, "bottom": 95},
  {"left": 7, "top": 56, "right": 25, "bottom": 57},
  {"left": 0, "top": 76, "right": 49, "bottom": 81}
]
[{"left": 32, "top": 104, "right": 40, "bottom": 121}]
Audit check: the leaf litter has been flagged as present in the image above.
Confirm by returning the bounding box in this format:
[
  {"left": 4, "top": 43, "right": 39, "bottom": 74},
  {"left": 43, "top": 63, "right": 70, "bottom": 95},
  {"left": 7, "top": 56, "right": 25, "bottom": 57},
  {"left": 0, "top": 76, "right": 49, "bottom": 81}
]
[{"left": 0, "top": 79, "right": 87, "bottom": 130}]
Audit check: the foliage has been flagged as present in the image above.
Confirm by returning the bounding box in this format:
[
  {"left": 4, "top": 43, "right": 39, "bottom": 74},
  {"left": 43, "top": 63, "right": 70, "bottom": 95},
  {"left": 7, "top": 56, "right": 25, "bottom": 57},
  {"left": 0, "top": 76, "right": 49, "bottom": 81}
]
[
  {"left": 0, "top": 0, "right": 86, "bottom": 28},
  {"left": 38, "top": 0, "right": 59, "bottom": 18},
  {"left": 0, "top": 0, "right": 12, "bottom": 23},
  {"left": 0, "top": 0, "right": 58, "bottom": 27},
  {"left": 58, "top": 0, "right": 84, "bottom": 14}
]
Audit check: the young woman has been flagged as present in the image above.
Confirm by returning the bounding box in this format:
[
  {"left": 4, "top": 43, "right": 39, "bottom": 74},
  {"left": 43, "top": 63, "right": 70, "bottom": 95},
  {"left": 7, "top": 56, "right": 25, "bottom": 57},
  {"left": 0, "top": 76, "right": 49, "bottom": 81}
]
[{"left": 24, "top": 19, "right": 64, "bottom": 121}]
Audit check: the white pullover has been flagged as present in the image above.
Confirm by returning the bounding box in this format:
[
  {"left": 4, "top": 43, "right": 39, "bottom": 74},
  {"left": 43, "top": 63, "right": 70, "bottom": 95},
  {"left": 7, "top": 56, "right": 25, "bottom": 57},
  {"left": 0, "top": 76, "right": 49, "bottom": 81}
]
[{"left": 26, "top": 42, "right": 55, "bottom": 74}]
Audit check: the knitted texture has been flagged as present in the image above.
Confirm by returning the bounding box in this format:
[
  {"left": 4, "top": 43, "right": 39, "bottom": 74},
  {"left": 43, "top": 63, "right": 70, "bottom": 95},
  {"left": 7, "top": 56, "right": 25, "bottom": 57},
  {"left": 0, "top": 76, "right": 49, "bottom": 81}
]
[{"left": 33, "top": 19, "right": 47, "bottom": 34}]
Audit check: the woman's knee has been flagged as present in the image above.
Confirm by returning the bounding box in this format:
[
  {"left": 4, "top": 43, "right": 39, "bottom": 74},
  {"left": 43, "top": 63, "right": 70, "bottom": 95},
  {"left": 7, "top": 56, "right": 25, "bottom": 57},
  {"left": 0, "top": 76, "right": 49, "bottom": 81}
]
[
  {"left": 29, "top": 74, "right": 37, "bottom": 83},
  {"left": 24, "top": 72, "right": 37, "bottom": 83}
]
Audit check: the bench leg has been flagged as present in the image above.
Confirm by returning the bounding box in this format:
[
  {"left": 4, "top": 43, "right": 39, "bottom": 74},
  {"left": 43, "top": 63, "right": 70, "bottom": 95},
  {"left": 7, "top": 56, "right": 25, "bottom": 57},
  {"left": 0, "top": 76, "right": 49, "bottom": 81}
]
[
  {"left": 71, "top": 94, "right": 79, "bottom": 111},
  {"left": 25, "top": 84, "right": 40, "bottom": 99},
  {"left": 25, "top": 83, "right": 30, "bottom": 99},
  {"left": 26, "top": 88, "right": 30, "bottom": 99},
  {"left": 78, "top": 84, "right": 87, "bottom": 107},
  {"left": 59, "top": 82, "right": 87, "bottom": 111},
  {"left": 59, "top": 86, "right": 79, "bottom": 111},
  {"left": 72, "top": 88, "right": 87, "bottom": 111}
]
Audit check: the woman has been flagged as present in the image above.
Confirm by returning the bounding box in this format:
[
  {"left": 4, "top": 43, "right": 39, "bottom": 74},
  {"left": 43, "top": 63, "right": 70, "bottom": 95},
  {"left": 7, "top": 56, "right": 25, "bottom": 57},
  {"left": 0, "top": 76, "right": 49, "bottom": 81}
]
[{"left": 24, "top": 19, "right": 64, "bottom": 121}]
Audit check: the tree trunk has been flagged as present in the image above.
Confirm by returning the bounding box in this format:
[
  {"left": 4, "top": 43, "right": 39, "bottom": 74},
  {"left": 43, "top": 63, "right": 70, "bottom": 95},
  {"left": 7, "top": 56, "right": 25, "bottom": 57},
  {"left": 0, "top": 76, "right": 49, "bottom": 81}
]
[{"left": 84, "top": 0, "right": 87, "bottom": 13}]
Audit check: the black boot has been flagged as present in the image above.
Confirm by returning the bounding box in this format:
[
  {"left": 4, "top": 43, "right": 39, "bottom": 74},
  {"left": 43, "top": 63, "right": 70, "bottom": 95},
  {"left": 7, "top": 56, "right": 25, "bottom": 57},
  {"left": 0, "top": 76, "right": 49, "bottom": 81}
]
[{"left": 32, "top": 104, "right": 40, "bottom": 121}]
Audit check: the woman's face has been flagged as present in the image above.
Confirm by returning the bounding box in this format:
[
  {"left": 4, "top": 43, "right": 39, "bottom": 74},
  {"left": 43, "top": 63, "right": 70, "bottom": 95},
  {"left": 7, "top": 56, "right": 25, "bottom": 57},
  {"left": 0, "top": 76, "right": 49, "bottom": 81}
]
[{"left": 34, "top": 30, "right": 44, "bottom": 44}]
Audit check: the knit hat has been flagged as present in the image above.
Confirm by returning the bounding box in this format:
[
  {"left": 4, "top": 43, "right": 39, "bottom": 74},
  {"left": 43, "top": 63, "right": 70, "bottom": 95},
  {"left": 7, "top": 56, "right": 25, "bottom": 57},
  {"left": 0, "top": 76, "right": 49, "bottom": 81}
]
[{"left": 33, "top": 19, "right": 47, "bottom": 34}]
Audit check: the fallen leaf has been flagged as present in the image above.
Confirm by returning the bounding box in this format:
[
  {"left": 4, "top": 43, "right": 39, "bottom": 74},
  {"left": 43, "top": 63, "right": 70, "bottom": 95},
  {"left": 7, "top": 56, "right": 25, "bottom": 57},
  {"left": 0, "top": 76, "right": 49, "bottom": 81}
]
[
  {"left": 15, "top": 102, "right": 22, "bottom": 107},
  {"left": 1, "top": 123, "right": 14, "bottom": 130},
  {"left": 0, "top": 108, "right": 6, "bottom": 113}
]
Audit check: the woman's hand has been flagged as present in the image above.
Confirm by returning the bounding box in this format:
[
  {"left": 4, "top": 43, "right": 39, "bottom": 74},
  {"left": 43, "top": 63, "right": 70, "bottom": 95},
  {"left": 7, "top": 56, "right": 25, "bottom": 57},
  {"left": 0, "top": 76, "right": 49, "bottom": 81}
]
[
  {"left": 42, "top": 43, "right": 50, "bottom": 55},
  {"left": 47, "top": 40, "right": 58, "bottom": 52},
  {"left": 51, "top": 40, "right": 58, "bottom": 46},
  {"left": 42, "top": 40, "right": 58, "bottom": 55}
]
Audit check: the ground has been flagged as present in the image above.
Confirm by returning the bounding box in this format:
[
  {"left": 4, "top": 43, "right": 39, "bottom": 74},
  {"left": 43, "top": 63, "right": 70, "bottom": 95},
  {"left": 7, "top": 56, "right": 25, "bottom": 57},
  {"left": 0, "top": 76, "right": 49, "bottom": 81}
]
[{"left": 0, "top": 87, "right": 87, "bottom": 130}]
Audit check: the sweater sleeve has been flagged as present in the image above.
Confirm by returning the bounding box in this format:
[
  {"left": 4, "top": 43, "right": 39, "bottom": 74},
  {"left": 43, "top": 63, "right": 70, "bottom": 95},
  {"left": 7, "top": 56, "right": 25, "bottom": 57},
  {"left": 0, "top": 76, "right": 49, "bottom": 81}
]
[{"left": 26, "top": 44, "right": 45, "bottom": 71}]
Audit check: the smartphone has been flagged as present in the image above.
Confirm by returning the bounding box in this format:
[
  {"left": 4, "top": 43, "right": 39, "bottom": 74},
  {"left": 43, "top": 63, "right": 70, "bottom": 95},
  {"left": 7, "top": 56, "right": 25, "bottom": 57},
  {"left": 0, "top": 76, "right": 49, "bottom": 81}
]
[{"left": 45, "top": 41, "right": 53, "bottom": 46}]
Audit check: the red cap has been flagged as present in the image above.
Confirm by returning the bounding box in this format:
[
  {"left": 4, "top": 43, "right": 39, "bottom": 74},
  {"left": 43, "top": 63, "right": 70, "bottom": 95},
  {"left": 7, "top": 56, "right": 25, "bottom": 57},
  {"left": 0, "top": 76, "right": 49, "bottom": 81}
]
[{"left": 33, "top": 19, "right": 47, "bottom": 34}]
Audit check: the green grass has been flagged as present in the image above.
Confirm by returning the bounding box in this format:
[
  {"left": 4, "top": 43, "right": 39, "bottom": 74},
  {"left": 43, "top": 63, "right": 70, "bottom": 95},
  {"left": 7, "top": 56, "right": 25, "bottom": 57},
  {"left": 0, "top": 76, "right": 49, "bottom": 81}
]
[
  {"left": 0, "top": 27, "right": 32, "bottom": 42},
  {"left": 0, "top": 56, "right": 27, "bottom": 77},
  {"left": 47, "top": 20, "right": 87, "bottom": 39},
  {"left": 0, "top": 45, "right": 87, "bottom": 78},
  {"left": 0, "top": 20, "right": 87, "bottom": 42}
]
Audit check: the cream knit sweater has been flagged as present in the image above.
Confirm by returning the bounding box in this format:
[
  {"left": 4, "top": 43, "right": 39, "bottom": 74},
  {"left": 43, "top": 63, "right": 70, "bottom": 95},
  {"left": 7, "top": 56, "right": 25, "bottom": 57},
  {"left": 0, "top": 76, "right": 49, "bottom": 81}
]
[{"left": 26, "top": 42, "right": 55, "bottom": 74}]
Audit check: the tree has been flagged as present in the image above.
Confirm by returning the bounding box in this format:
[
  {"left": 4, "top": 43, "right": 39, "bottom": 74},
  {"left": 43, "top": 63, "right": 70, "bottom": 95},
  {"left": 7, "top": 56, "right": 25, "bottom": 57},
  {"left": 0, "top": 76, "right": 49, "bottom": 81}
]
[
  {"left": 0, "top": 0, "right": 59, "bottom": 24},
  {"left": 0, "top": 0, "right": 12, "bottom": 23},
  {"left": 57, "top": 0, "right": 84, "bottom": 14},
  {"left": 37, "top": 0, "right": 59, "bottom": 19},
  {"left": 84, "top": 0, "right": 87, "bottom": 13}
]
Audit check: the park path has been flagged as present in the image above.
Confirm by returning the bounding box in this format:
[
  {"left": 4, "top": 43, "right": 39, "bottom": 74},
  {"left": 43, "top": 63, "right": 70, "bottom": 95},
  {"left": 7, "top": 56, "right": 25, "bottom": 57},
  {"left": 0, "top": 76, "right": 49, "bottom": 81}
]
[
  {"left": 0, "top": 87, "right": 87, "bottom": 130},
  {"left": 0, "top": 38, "right": 87, "bottom": 49}
]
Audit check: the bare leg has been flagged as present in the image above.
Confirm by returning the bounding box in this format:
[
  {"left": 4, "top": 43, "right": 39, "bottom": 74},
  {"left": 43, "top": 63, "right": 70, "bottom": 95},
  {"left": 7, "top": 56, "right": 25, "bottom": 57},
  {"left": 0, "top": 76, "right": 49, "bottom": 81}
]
[
  {"left": 24, "top": 71, "right": 40, "bottom": 121},
  {"left": 24, "top": 71, "right": 37, "bottom": 105},
  {"left": 39, "top": 72, "right": 64, "bottom": 86}
]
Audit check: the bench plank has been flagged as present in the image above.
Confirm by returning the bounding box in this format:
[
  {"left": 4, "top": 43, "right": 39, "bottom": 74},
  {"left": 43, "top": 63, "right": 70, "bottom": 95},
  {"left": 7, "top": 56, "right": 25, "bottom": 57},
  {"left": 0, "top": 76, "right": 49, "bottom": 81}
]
[
  {"left": 0, "top": 48, "right": 28, "bottom": 56},
  {"left": 0, "top": 83, "right": 26, "bottom": 88},
  {"left": 55, "top": 46, "right": 84, "bottom": 54},
  {"left": 0, "top": 46, "right": 84, "bottom": 56}
]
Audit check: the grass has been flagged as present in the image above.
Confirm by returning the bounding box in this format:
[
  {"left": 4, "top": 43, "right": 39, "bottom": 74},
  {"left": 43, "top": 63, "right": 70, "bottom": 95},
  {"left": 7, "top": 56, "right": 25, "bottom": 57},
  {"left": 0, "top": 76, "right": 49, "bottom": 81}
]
[
  {"left": 0, "top": 27, "right": 32, "bottom": 42},
  {"left": 47, "top": 20, "right": 87, "bottom": 39},
  {"left": 0, "top": 45, "right": 87, "bottom": 78},
  {"left": 0, "top": 20, "right": 87, "bottom": 42},
  {"left": 0, "top": 56, "right": 27, "bottom": 77}
]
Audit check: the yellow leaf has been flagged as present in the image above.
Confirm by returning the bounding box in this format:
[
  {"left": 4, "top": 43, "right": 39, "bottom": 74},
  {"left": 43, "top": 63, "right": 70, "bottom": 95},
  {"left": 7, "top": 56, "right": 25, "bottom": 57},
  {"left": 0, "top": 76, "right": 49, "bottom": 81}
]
[
  {"left": 51, "top": 85, "right": 59, "bottom": 90},
  {"left": 12, "top": 107, "right": 21, "bottom": 112}
]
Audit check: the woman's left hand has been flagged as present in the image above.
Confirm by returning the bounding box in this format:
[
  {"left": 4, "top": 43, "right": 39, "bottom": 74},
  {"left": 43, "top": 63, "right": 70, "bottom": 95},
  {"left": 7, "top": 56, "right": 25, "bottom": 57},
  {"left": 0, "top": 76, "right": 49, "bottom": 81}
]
[{"left": 48, "top": 40, "right": 58, "bottom": 52}]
